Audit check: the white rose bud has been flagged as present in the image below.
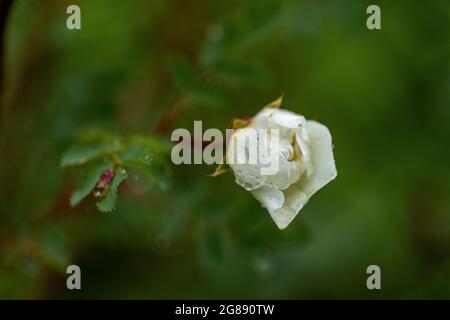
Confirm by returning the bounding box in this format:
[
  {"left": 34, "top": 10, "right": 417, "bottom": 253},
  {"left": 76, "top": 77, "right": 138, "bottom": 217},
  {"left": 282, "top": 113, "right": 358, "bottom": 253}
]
[{"left": 226, "top": 98, "right": 337, "bottom": 230}]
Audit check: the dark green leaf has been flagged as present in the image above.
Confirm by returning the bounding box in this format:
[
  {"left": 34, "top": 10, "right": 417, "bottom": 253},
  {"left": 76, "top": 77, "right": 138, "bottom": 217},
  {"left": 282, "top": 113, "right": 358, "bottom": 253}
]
[
  {"left": 61, "top": 143, "right": 118, "bottom": 167},
  {"left": 120, "top": 135, "right": 172, "bottom": 191}
]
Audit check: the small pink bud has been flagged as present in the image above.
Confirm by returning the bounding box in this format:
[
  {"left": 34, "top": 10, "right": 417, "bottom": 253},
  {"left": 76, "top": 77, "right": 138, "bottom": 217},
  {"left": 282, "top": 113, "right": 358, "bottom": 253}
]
[{"left": 94, "top": 169, "right": 115, "bottom": 194}]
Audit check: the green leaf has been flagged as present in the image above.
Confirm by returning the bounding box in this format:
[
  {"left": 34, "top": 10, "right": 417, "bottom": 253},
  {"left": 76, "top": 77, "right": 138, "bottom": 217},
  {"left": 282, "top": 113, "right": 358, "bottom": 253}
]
[
  {"left": 61, "top": 143, "right": 118, "bottom": 167},
  {"left": 70, "top": 160, "right": 112, "bottom": 207},
  {"left": 61, "top": 128, "right": 122, "bottom": 167},
  {"left": 129, "top": 135, "right": 172, "bottom": 155},
  {"left": 96, "top": 168, "right": 128, "bottom": 213},
  {"left": 119, "top": 136, "right": 166, "bottom": 167},
  {"left": 119, "top": 135, "right": 172, "bottom": 191},
  {"left": 129, "top": 161, "right": 171, "bottom": 192}
]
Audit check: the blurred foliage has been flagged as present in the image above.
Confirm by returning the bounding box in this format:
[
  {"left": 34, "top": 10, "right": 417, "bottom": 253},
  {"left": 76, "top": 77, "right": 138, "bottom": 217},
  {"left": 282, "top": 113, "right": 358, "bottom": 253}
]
[
  {"left": 61, "top": 128, "right": 171, "bottom": 211},
  {"left": 0, "top": 0, "right": 449, "bottom": 299}
]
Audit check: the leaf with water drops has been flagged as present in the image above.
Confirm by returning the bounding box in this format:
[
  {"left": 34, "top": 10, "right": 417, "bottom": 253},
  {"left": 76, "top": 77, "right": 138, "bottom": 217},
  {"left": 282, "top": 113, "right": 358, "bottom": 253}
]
[{"left": 119, "top": 136, "right": 172, "bottom": 191}]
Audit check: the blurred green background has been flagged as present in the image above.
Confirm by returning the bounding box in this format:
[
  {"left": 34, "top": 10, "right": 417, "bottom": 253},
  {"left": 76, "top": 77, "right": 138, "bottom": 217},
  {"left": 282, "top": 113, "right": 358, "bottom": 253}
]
[{"left": 0, "top": 0, "right": 449, "bottom": 299}]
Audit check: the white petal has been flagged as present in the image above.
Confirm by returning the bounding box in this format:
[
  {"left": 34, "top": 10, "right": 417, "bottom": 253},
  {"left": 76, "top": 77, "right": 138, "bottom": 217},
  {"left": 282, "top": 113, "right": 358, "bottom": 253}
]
[
  {"left": 267, "top": 120, "right": 337, "bottom": 230},
  {"left": 295, "top": 128, "right": 313, "bottom": 176},
  {"left": 227, "top": 129, "right": 266, "bottom": 191},
  {"left": 270, "top": 186, "right": 309, "bottom": 230},
  {"left": 251, "top": 184, "right": 285, "bottom": 212},
  {"left": 251, "top": 109, "right": 272, "bottom": 129},
  {"left": 265, "top": 158, "right": 301, "bottom": 190},
  {"left": 231, "top": 164, "right": 266, "bottom": 191},
  {"left": 252, "top": 183, "right": 310, "bottom": 230},
  {"left": 270, "top": 109, "right": 306, "bottom": 129},
  {"left": 299, "top": 120, "right": 337, "bottom": 196}
]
